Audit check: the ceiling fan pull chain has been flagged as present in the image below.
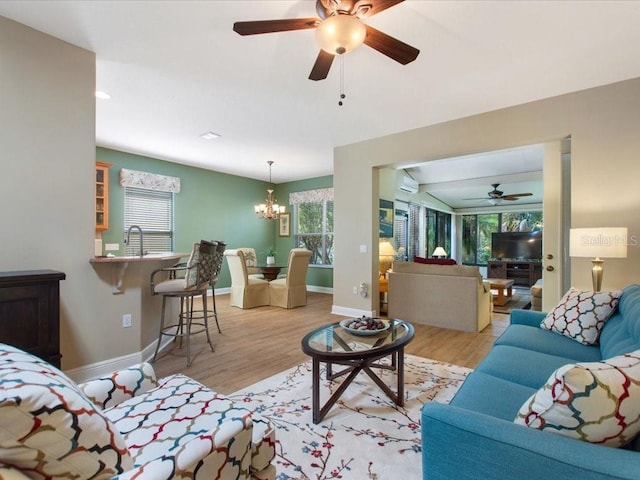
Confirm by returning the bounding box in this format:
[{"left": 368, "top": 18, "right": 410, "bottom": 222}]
[{"left": 338, "top": 55, "right": 344, "bottom": 106}]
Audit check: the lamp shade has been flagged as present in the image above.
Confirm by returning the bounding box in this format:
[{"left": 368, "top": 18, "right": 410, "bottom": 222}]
[
  {"left": 432, "top": 247, "right": 447, "bottom": 258},
  {"left": 379, "top": 241, "right": 397, "bottom": 257},
  {"left": 569, "top": 228, "right": 628, "bottom": 258},
  {"left": 315, "top": 14, "right": 366, "bottom": 55}
]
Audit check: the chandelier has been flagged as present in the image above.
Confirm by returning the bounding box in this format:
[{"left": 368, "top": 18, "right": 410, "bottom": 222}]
[{"left": 254, "top": 161, "right": 285, "bottom": 220}]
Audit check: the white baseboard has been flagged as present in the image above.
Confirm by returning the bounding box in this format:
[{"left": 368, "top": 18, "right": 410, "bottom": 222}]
[{"left": 331, "top": 305, "right": 374, "bottom": 318}]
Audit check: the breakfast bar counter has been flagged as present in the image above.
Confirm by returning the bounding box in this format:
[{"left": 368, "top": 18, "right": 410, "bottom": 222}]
[{"left": 90, "top": 252, "right": 189, "bottom": 294}]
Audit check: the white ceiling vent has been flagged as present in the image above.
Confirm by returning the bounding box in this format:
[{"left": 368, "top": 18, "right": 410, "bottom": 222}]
[{"left": 398, "top": 172, "right": 419, "bottom": 194}]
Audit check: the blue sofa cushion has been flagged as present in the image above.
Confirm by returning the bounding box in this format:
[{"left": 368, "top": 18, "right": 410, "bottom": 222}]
[
  {"left": 450, "top": 371, "right": 536, "bottom": 421},
  {"left": 476, "top": 345, "right": 587, "bottom": 388},
  {"left": 600, "top": 285, "right": 640, "bottom": 358},
  {"left": 495, "top": 324, "right": 603, "bottom": 362}
]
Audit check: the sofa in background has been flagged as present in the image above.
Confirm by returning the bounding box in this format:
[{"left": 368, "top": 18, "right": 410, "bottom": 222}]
[
  {"left": 421, "top": 284, "right": 640, "bottom": 480},
  {"left": 530, "top": 278, "right": 543, "bottom": 311},
  {"left": 0, "top": 343, "right": 276, "bottom": 479},
  {"left": 388, "top": 261, "right": 492, "bottom": 332}
]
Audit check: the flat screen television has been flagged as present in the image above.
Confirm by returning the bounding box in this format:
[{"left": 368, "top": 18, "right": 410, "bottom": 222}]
[{"left": 491, "top": 231, "right": 542, "bottom": 260}]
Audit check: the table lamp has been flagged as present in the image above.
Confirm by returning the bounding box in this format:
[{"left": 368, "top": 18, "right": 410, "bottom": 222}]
[
  {"left": 379, "top": 241, "right": 397, "bottom": 277},
  {"left": 432, "top": 246, "right": 447, "bottom": 258},
  {"left": 569, "top": 227, "right": 627, "bottom": 292}
]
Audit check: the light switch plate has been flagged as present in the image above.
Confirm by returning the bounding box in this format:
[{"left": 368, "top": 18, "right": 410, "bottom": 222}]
[
  {"left": 359, "top": 245, "right": 367, "bottom": 253},
  {"left": 105, "top": 243, "right": 119, "bottom": 251}
]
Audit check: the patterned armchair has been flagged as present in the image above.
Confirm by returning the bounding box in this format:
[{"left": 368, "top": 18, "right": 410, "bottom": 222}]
[{"left": 0, "top": 343, "right": 276, "bottom": 480}]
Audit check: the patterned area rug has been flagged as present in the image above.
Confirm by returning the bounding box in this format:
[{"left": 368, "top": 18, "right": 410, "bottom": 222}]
[{"left": 228, "top": 355, "right": 470, "bottom": 480}]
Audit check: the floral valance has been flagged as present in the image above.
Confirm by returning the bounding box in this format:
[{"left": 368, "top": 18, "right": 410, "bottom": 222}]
[
  {"left": 119, "top": 168, "right": 181, "bottom": 193},
  {"left": 289, "top": 187, "right": 334, "bottom": 205}
]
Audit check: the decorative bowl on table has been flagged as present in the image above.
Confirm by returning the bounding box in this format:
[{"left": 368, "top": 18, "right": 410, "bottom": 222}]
[{"left": 339, "top": 316, "right": 390, "bottom": 336}]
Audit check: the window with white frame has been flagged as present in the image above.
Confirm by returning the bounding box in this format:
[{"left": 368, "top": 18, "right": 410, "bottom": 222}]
[
  {"left": 291, "top": 188, "right": 334, "bottom": 266},
  {"left": 120, "top": 169, "right": 179, "bottom": 256},
  {"left": 123, "top": 187, "right": 174, "bottom": 255}
]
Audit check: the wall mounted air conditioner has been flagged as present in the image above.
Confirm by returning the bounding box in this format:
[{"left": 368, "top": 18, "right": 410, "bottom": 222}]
[{"left": 398, "top": 173, "right": 419, "bottom": 194}]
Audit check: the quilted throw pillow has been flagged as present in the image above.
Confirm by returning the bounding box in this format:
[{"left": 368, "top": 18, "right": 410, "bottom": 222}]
[
  {"left": 514, "top": 350, "right": 640, "bottom": 447},
  {"left": 184, "top": 242, "right": 200, "bottom": 288},
  {"left": 0, "top": 343, "right": 133, "bottom": 479},
  {"left": 540, "top": 288, "right": 622, "bottom": 345}
]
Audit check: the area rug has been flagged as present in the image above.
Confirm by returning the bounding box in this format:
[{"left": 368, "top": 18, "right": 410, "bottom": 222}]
[
  {"left": 228, "top": 354, "right": 471, "bottom": 480},
  {"left": 492, "top": 293, "right": 532, "bottom": 314}
]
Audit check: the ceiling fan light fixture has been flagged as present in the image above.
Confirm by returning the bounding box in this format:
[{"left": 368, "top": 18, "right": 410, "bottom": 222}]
[{"left": 315, "top": 14, "right": 366, "bottom": 55}]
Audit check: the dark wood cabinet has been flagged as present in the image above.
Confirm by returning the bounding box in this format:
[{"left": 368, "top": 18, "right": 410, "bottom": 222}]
[
  {"left": 0, "top": 270, "right": 66, "bottom": 367},
  {"left": 487, "top": 261, "right": 542, "bottom": 287}
]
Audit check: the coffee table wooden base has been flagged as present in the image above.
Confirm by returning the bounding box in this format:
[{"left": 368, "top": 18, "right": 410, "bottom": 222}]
[
  {"left": 487, "top": 278, "right": 515, "bottom": 306},
  {"left": 312, "top": 350, "right": 405, "bottom": 424}
]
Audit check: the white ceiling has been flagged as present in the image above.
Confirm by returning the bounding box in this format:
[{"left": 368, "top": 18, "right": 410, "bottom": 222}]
[
  {"left": 406, "top": 143, "right": 544, "bottom": 209},
  {"left": 2, "top": 0, "right": 640, "bottom": 189}
]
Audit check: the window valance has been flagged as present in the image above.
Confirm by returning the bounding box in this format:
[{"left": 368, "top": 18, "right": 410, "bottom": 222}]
[
  {"left": 119, "top": 168, "right": 181, "bottom": 193},
  {"left": 289, "top": 187, "right": 333, "bottom": 205}
]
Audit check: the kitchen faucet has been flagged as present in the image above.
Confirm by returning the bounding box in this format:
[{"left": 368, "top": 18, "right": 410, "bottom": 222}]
[{"left": 125, "top": 225, "right": 144, "bottom": 256}]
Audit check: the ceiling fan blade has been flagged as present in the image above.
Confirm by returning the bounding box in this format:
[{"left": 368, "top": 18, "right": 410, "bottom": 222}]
[
  {"left": 502, "top": 193, "right": 533, "bottom": 200},
  {"left": 364, "top": 25, "right": 419, "bottom": 64},
  {"left": 309, "top": 50, "right": 335, "bottom": 81},
  {"left": 363, "top": 0, "right": 405, "bottom": 17},
  {"left": 233, "top": 18, "right": 320, "bottom": 36}
]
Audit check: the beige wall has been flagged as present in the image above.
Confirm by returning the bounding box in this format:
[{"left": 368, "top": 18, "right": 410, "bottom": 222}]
[
  {"left": 334, "top": 78, "right": 640, "bottom": 314},
  {"left": 0, "top": 17, "right": 146, "bottom": 372}
]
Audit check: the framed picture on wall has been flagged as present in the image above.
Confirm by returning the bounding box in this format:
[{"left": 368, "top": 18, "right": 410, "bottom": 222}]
[
  {"left": 279, "top": 213, "right": 291, "bottom": 237},
  {"left": 379, "top": 199, "right": 394, "bottom": 238}
]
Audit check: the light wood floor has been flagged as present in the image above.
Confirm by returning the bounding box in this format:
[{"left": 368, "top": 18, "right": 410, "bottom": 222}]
[{"left": 152, "top": 292, "right": 510, "bottom": 395}]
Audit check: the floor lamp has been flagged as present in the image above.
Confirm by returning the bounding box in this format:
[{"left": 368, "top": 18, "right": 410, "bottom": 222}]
[{"left": 569, "top": 227, "right": 627, "bottom": 292}]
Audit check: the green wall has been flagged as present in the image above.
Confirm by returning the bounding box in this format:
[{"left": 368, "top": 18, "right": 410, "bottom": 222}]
[{"left": 97, "top": 147, "right": 334, "bottom": 288}]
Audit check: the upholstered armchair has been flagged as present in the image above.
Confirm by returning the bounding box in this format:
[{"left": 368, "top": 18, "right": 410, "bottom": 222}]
[
  {"left": 0, "top": 343, "right": 276, "bottom": 480},
  {"left": 224, "top": 249, "right": 270, "bottom": 308},
  {"left": 268, "top": 248, "right": 312, "bottom": 308}
]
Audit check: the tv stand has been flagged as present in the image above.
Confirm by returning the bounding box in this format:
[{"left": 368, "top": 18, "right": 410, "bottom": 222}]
[{"left": 487, "top": 260, "right": 542, "bottom": 287}]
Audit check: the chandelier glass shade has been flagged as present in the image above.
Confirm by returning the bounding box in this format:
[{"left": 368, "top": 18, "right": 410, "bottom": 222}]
[
  {"left": 315, "top": 14, "right": 366, "bottom": 55},
  {"left": 255, "top": 161, "right": 285, "bottom": 220}
]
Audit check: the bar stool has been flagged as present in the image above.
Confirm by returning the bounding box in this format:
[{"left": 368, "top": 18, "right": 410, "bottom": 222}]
[{"left": 150, "top": 240, "right": 216, "bottom": 366}]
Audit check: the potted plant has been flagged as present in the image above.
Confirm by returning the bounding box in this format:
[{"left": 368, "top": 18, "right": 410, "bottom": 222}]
[{"left": 264, "top": 246, "right": 277, "bottom": 265}]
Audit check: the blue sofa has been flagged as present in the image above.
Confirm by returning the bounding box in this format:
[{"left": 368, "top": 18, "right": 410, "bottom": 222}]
[{"left": 422, "top": 284, "right": 640, "bottom": 480}]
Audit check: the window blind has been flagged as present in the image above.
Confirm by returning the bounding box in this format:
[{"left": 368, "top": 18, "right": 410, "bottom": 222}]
[
  {"left": 408, "top": 203, "right": 421, "bottom": 260},
  {"left": 124, "top": 186, "right": 174, "bottom": 255}
]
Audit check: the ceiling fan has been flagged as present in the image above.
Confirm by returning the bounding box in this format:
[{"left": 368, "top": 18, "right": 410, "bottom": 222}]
[
  {"left": 465, "top": 184, "right": 533, "bottom": 205},
  {"left": 233, "top": 0, "right": 420, "bottom": 81}
]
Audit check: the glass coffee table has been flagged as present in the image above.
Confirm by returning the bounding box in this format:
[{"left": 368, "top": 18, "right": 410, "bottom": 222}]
[{"left": 301, "top": 318, "right": 414, "bottom": 423}]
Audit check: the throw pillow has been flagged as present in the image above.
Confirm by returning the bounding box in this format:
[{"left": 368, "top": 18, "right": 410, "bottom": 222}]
[
  {"left": 514, "top": 350, "right": 640, "bottom": 447},
  {"left": 413, "top": 256, "right": 457, "bottom": 265},
  {"left": 184, "top": 242, "right": 200, "bottom": 288},
  {"left": 0, "top": 343, "right": 133, "bottom": 478},
  {"left": 540, "top": 287, "right": 622, "bottom": 345}
]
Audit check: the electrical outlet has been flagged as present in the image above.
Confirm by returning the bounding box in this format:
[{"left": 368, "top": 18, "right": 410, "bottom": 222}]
[
  {"left": 122, "top": 313, "right": 132, "bottom": 328},
  {"left": 352, "top": 286, "right": 358, "bottom": 294},
  {"left": 105, "top": 243, "right": 119, "bottom": 251}
]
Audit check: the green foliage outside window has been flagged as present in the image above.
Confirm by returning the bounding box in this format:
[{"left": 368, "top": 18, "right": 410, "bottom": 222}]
[{"left": 294, "top": 201, "right": 334, "bottom": 265}]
